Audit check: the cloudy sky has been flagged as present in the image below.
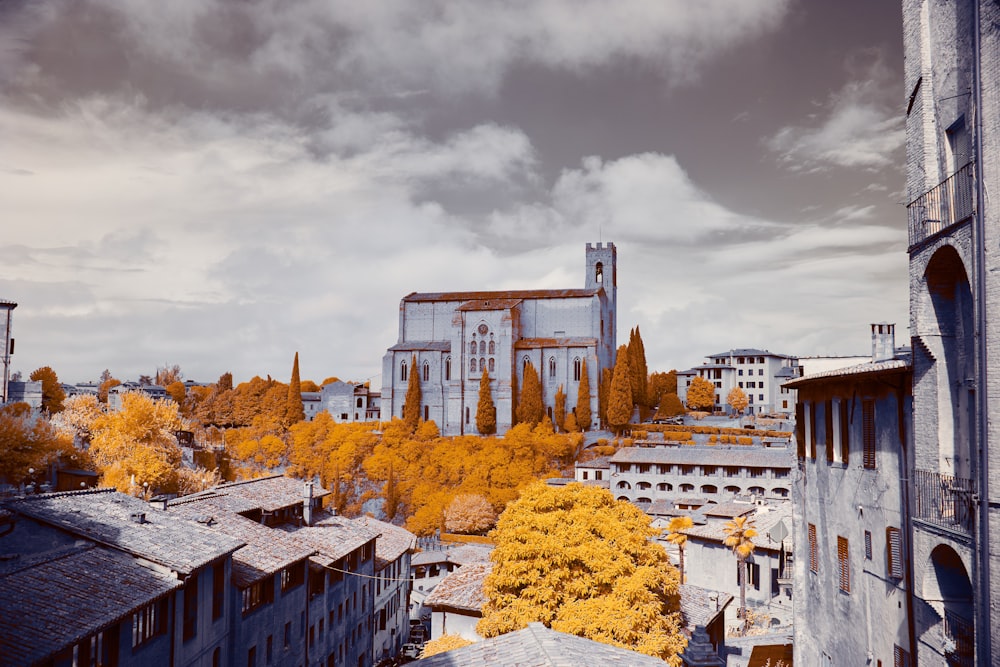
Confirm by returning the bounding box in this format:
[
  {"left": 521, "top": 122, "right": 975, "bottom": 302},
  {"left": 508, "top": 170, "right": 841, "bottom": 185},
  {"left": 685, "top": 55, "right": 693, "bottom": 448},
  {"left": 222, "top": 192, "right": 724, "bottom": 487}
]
[{"left": 0, "top": 0, "right": 908, "bottom": 386}]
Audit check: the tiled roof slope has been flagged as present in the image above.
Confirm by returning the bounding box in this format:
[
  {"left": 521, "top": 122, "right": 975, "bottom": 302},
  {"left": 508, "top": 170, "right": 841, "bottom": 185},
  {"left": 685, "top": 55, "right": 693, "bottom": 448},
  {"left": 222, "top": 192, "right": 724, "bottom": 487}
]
[
  {"left": 610, "top": 446, "right": 793, "bottom": 468},
  {"left": 0, "top": 544, "right": 180, "bottom": 665},
  {"left": 354, "top": 517, "right": 417, "bottom": 568},
  {"left": 180, "top": 474, "right": 331, "bottom": 513},
  {"left": 8, "top": 489, "right": 243, "bottom": 575},
  {"left": 679, "top": 584, "right": 733, "bottom": 630},
  {"left": 423, "top": 562, "right": 491, "bottom": 613},
  {"left": 411, "top": 544, "right": 494, "bottom": 568},
  {"left": 413, "top": 622, "right": 669, "bottom": 666},
  {"left": 782, "top": 357, "right": 911, "bottom": 387},
  {"left": 280, "top": 513, "right": 378, "bottom": 565},
  {"left": 167, "top": 497, "right": 314, "bottom": 587},
  {"left": 682, "top": 504, "right": 793, "bottom": 551},
  {"left": 404, "top": 289, "right": 599, "bottom": 303}
]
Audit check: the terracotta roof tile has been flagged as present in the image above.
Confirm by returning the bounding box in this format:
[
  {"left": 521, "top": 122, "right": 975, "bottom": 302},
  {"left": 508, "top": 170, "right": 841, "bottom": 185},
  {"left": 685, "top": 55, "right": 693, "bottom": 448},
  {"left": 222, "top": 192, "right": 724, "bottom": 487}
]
[
  {"left": 423, "top": 562, "right": 491, "bottom": 613},
  {"left": 610, "top": 446, "right": 794, "bottom": 468},
  {"left": 404, "top": 289, "right": 599, "bottom": 303},
  {"left": 353, "top": 517, "right": 417, "bottom": 568}
]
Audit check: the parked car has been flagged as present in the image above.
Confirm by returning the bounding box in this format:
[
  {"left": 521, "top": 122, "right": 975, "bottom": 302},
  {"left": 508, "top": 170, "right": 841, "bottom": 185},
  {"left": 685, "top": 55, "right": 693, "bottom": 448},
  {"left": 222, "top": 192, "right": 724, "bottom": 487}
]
[{"left": 401, "top": 644, "right": 422, "bottom": 660}]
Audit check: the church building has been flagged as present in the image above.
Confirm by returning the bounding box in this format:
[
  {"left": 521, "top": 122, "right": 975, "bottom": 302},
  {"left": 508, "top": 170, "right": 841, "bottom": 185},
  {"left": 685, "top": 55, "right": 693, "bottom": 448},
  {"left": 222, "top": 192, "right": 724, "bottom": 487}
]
[{"left": 381, "top": 243, "right": 617, "bottom": 436}]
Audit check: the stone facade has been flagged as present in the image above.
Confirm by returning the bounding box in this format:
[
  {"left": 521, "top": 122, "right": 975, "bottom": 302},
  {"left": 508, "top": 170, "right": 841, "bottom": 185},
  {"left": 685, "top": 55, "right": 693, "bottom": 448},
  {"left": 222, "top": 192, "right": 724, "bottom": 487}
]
[
  {"left": 381, "top": 243, "right": 617, "bottom": 435},
  {"left": 676, "top": 349, "right": 799, "bottom": 416},
  {"left": 903, "top": 0, "right": 1000, "bottom": 662}
]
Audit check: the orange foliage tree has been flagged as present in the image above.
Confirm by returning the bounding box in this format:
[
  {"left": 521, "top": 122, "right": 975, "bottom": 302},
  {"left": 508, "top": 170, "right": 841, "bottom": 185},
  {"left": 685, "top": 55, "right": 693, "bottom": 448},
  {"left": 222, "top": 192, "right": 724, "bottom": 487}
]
[{"left": 685, "top": 376, "right": 716, "bottom": 412}]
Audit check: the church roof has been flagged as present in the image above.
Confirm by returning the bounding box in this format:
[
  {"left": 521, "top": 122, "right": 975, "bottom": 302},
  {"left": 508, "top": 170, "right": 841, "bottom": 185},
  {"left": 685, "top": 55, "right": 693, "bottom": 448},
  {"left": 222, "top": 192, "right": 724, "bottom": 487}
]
[
  {"left": 514, "top": 337, "right": 598, "bottom": 349},
  {"left": 404, "top": 288, "right": 600, "bottom": 303},
  {"left": 387, "top": 341, "right": 452, "bottom": 352},
  {"left": 457, "top": 298, "right": 523, "bottom": 311}
]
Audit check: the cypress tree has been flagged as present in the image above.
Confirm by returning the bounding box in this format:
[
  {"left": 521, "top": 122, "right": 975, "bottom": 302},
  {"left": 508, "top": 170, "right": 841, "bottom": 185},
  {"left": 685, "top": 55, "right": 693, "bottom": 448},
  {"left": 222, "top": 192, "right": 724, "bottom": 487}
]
[
  {"left": 576, "top": 359, "right": 592, "bottom": 432},
  {"left": 554, "top": 385, "right": 566, "bottom": 433},
  {"left": 286, "top": 352, "right": 305, "bottom": 425},
  {"left": 599, "top": 367, "right": 613, "bottom": 427},
  {"left": 607, "top": 345, "right": 633, "bottom": 434},
  {"left": 516, "top": 362, "right": 544, "bottom": 427},
  {"left": 628, "top": 326, "right": 649, "bottom": 407},
  {"left": 476, "top": 367, "right": 497, "bottom": 435},
  {"left": 403, "top": 354, "right": 421, "bottom": 431},
  {"left": 384, "top": 462, "right": 399, "bottom": 520}
]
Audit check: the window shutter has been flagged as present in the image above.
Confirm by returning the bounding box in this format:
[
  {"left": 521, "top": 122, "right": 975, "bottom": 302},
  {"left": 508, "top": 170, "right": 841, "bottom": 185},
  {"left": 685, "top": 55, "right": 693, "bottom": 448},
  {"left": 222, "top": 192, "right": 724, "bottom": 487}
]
[
  {"left": 894, "top": 644, "right": 911, "bottom": 667},
  {"left": 840, "top": 398, "right": 850, "bottom": 464},
  {"left": 862, "top": 399, "right": 876, "bottom": 469},
  {"left": 796, "top": 402, "right": 805, "bottom": 459},
  {"left": 825, "top": 400, "right": 834, "bottom": 462},
  {"left": 886, "top": 527, "right": 903, "bottom": 579},
  {"left": 864, "top": 530, "right": 872, "bottom": 560},
  {"left": 837, "top": 536, "right": 850, "bottom": 593},
  {"left": 809, "top": 403, "right": 817, "bottom": 460},
  {"left": 808, "top": 523, "right": 818, "bottom": 573}
]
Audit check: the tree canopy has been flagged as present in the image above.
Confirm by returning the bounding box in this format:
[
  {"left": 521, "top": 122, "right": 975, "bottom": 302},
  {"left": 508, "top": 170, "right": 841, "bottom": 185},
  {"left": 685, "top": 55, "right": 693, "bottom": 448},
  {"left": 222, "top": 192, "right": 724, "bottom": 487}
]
[
  {"left": 444, "top": 493, "right": 497, "bottom": 534},
  {"left": 29, "top": 366, "right": 65, "bottom": 414},
  {"left": 0, "top": 402, "right": 81, "bottom": 484},
  {"left": 685, "top": 376, "right": 716, "bottom": 411},
  {"left": 403, "top": 355, "right": 422, "bottom": 431},
  {"left": 479, "top": 482, "right": 686, "bottom": 663},
  {"left": 648, "top": 371, "right": 677, "bottom": 410},
  {"left": 476, "top": 367, "right": 496, "bottom": 435},
  {"left": 576, "top": 359, "right": 591, "bottom": 432},
  {"left": 606, "top": 346, "right": 633, "bottom": 434},
  {"left": 627, "top": 327, "right": 649, "bottom": 408},
  {"left": 726, "top": 386, "right": 749, "bottom": 415},
  {"left": 516, "top": 362, "right": 543, "bottom": 427},
  {"left": 553, "top": 385, "right": 566, "bottom": 433}
]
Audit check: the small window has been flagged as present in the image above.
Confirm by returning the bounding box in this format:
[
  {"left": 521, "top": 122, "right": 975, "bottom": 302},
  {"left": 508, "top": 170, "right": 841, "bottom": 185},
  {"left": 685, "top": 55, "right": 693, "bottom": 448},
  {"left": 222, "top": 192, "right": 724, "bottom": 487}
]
[
  {"left": 445, "top": 356, "right": 451, "bottom": 381},
  {"left": 837, "top": 536, "right": 850, "bottom": 593},
  {"left": 489, "top": 358, "right": 495, "bottom": 373},
  {"left": 400, "top": 361, "right": 407, "bottom": 382},
  {"left": 424, "top": 405, "right": 429, "bottom": 421},
  {"left": 759, "top": 394, "right": 764, "bottom": 401},
  {"left": 469, "top": 340, "right": 477, "bottom": 355},
  {"left": 489, "top": 338, "right": 495, "bottom": 354},
  {"left": 738, "top": 369, "right": 744, "bottom": 376},
  {"left": 549, "top": 357, "right": 556, "bottom": 378},
  {"left": 808, "top": 524, "right": 818, "bottom": 573},
  {"left": 356, "top": 397, "right": 363, "bottom": 408},
  {"left": 864, "top": 530, "right": 872, "bottom": 560},
  {"left": 422, "top": 361, "right": 429, "bottom": 382},
  {"left": 573, "top": 358, "right": 581, "bottom": 382},
  {"left": 133, "top": 599, "right": 168, "bottom": 648},
  {"left": 470, "top": 358, "right": 477, "bottom": 373},
  {"left": 479, "top": 341, "right": 486, "bottom": 356},
  {"left": 894, "top": 645, "right": 911, "bottom": 667}
]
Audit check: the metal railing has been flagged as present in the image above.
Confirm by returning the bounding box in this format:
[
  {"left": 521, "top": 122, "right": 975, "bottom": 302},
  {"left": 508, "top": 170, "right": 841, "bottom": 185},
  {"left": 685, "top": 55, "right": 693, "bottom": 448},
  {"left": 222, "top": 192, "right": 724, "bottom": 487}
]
[
  {"left": 943, "top": 609, "right": 974, "bottom": 667},
  {"left": 913, "top": 469, "right": 976, "bottom": 534},
  {"left": 907, "top": 162, "right": 976, "bottom": 247}
]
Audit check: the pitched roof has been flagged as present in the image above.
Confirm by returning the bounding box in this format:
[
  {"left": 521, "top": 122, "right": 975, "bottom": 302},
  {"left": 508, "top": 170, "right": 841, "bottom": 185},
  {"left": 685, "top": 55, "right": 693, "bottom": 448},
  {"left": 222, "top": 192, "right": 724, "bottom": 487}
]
[
  {"left": 456, "top": 298, "right": 523, "bottom": 311},
  {"left": 681, "top": 504, "right": 793, "bottom": 551},
  {"left": 7, "top": 489, "right": 243, "bottom": 575},
  {"left": 610, "top": 446, "right": 794, "bottom": 469},
  {"left": 353, "top": 517, "right": 417, "bottom": 568},
  {"left": 404, "top": 289, "right": 600, "bottom": 303},
  {"left": 423, "top": 562, "right": 491, "bottom": 613},
  {"left": 280, "top": 514, "right": 378, "bottom": 565},
  {"left": 707, "top": 349, "right": 790, "bottom": 359},
  {"left": 410, "top": 543, "right": 493, "bottom": 568},
  {"left": 702, "top": 501, "right": 757, "bottom": 519},
  {"left": 413, "top": 622, "right": 669, "bottom": 666},
  {"left": 679, "top": 584, "right": 733, "bottom": 631},
  {"left": 783, "top": 357, "right": 911, "bottom": 387},
  {"left": 387, "top": 341, "right": 452, "bottom": 352},
  {"left": 576, "top": 456, "right": 610, "bottom": 469},
  {"left": 173, "top": 474, "right": 330, "bottom": 513},
  {"left": 513, "top": 337, "right": 598, "bottom": 349},
  {"left": 0, "top": 544, "right": 180, "bottom": 665}
]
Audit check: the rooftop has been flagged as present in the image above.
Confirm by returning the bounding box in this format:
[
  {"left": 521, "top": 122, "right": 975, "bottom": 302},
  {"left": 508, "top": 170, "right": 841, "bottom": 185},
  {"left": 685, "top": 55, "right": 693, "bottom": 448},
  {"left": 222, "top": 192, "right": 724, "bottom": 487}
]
[
  {"left": 387, "top": 341, "right": 452, "bottom": 353},
  {"left": 411, "top": 543, "right": 494, "bottom": 568},
  {"left": 353, "top": 517, "right": 417, "bottom": 568},
  {"left": 404, "top": 288, "right": 599, "bottom": 303},
  {"left": 610, "top": 446, "right": 794, "bottom": 469},
  {"left": 413, "top": 622, "right": 669, "bottom": 666},
  {"left": 281, "top": 512, "right": 378, "bottom": 565},
  {"left": 7, "top": 489, "right": 243, "bottom": 575},
  {"left": 707, "top": 349, "right": 790, "bottom": 359},
  {"left": 679, "top": 584, "right": 733, "bottom": 631},
  {"left": 783, "top": 357, "right": 912, "bottom": 388},
  {"left": 423, "top": 562, "right": 492, "bottom": 613},
  {"left": 171, "top": 474, "right": 330, "bottom": 514},
  {"left": 681, "top": 504, "right": 793, "bottom": 551},
  {"left": 0, "top": 543, "right": 180, "bottom": 665}
]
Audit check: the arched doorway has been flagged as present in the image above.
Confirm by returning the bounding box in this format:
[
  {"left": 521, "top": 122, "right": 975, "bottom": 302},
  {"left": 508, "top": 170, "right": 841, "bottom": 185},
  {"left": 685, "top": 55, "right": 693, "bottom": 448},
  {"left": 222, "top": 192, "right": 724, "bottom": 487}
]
[{"left": 923, "top": 544, "right": 974, "bottom": 665}]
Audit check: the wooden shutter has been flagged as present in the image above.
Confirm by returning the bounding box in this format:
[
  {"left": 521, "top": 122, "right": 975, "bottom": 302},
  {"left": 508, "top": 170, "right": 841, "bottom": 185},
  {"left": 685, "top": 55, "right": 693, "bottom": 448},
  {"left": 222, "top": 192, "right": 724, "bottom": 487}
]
[
  {"left": 837, "top": 536, "right": 850, "bottom": 593},
  {"left": 840, "top": 398, "right": 850, "bottom": 464},
  {"left": 864, "top": 530, "right": 872, "bottom": 560},
  {"left": 809, "top": 403, "right": 817, "bottom": 460},
  {"left": 808, "top": 523, "right": 818, "bottom": 573},
  {"left": 862, "top": 399, "right": 876, "bottom": 469},
  {"left": 894, "top": 644, "right": 911, "bottom": 667},
  {"left": 825, "top": 400, "right": 834, "bottom": 462},
  {"left": 796, "top": 402, "right": 805, "bottom": 459},
  {"left": 886, "top": 527, "right": 903, "bottom": 579}
]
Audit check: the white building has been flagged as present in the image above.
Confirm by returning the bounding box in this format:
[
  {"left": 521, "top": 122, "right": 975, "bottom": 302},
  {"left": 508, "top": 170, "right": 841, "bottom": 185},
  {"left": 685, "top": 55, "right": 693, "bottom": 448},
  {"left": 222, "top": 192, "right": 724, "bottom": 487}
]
[
  {"left": 381, "top": 243, "right": 617, "bottom": 435},
  {"left": 676, "top": 349, "right": 799, "bottom": 416}
]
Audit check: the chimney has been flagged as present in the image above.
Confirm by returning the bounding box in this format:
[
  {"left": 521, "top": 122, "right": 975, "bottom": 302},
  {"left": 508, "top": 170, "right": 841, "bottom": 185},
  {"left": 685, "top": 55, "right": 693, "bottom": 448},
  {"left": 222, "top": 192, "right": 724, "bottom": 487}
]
[
  {"left": 303, "top": 481, "right": 314, "bottom": 526},
  {"left": 871, "top": 323, "right": 896, "bottom": 362}
]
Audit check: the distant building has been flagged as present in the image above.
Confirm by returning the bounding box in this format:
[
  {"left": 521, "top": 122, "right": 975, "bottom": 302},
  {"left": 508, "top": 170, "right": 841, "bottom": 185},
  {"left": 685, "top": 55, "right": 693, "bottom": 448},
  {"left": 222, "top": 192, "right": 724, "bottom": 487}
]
[
  {"left": 423, "top": 562, "right": 491, "bottom": 643},
  {"left": 381, "top": 243, "right": 617, "bottom": 435},
  {"left": 6, "top": 380, "right": 42, "bottom": 410},
  {"left": 319, "top": 381, "right": 381, "bottom": 423},
  {"left": 108, "top": 382, "right": 168, "bottom": 410},
  {"left": 0, "top": 299, "right": 14, "bottom": 405},
  {"left": 676, "top": 349, "right": 799, "bottom": 416}
]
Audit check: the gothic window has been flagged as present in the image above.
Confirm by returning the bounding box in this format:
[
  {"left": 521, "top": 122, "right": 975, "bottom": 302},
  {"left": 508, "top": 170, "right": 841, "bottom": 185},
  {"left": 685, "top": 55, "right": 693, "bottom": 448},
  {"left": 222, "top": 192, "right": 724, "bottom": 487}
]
[
  {"left": 356, "top": 398, "right": 363, "bottom": 408},
  {"left": 488, "top": 338, "right": 495, "bottom": 355},
  {"left": 400, "top": 361, "right": 407, "bottom": 382},
  {"left": 469, "top": 341, "right": 476, "bottom": 355},
  {"left": 573, "top": 358, "right": 581, "bottom": 382},
  {"left": 445, "top": 357, "right": 451, "bottom": 381},
  {"left": 422, "top": 361, "right": 429, "bottom": 382},
  {"left": 479, "top": 358, "right": 485, "bottom": 374},
  {"left": 479, "top": 341, "right": 486, "bottom": 356},
  {"left": 549, "top": 357, "right": 556, "bottom": 378},
  {"left": 488, "top": 358, "right": 495, "bottom": 373},
  {"left": 470, "top": 358, "right": 476, "bottom": 373},
  {"left": 523, "top": 356, "right": 530, "bottom": 371},
  {"left": 595, "top": 261, "right": 604, "bottom": 284}
]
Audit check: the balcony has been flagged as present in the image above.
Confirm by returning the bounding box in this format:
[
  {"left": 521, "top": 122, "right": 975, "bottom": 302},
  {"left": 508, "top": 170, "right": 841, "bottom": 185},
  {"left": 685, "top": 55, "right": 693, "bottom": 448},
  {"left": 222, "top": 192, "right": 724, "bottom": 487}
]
[
  {"left": 907, "top": 162, "right": 976, "bottom": 247},
  {"left": 913, "top": 469, "right": 976, "bottom": 534},
  {"left": 943, "top": 609, "right": 974, "bottom": 667}
]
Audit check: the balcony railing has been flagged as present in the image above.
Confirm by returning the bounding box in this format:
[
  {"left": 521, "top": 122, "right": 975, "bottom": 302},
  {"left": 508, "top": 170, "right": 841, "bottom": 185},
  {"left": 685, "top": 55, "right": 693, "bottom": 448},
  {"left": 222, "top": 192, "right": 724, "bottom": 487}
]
[
  {"left": 943, "top": 609, "right": 974, "bottom": 667},
  {"left": 907, "top": 162, "right": 976, "bottom": 247},
  {"left": 913, "top": 469, "right": 976, "bottom": 534}
]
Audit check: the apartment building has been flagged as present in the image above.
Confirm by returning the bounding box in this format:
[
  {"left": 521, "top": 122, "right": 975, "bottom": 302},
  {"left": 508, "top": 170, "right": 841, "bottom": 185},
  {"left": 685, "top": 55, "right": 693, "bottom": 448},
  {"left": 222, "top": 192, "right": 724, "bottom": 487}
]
[{"left": 676, "top": 349, "right": 799, "bottom": 416}]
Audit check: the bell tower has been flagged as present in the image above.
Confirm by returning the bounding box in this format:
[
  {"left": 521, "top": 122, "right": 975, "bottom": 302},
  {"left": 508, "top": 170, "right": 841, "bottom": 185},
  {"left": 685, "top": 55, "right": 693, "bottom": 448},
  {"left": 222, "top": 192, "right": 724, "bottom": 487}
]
[{"left": 585, "top": 242, "right": 617, "bottom": 374}]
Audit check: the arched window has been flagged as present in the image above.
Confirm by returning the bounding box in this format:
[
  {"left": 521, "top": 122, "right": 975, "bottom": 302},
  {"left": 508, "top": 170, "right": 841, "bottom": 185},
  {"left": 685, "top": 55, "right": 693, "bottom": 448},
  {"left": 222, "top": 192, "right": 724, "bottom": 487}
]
[
  {"left": 468, "top": 340, "right": 476, "bottom": 355},
  {"left": 656, "top": 483, "right": 672, "bottom": 492},
  {"left": 488, "top": 358, "right": 495, "bottom": 372},
  {"left": 445, "top": 356, "right": 451, "bottom": 381},
  {"left": 479, "top": 341, "right": 486, "bottom": 356},
  {"left": 616, "top": 481, "right": 631, "bottom": 490},
  {"left": 595, "top": 261, "right": 604, "bottom": 284},
  {"left": 701, "top": 484, "right": 718, "bottom": 495},
  {"left": 422, "top": 361, "right": 430, "bottom": 382},
  {"left": 488, "top": 339, "right": 495, "bottom": 354},
  {"left": 573, "top": 358, "right": 582, "bottom": 382},
  {"left": 523, "top": 356, "right": 530, "bottom": 371},
  {"left": 470, "top": 358, "right": 477, "bottom": 373},
  {"left": 400, "top": 360, "right": 408, "bottom": 382},
  {"left": 680, "top": 483, "right": 694, "bottom": 493},
  {"left": 479, "top": 358, "right": 486, "bottom": 374},
  {"left": 356, "top": 398, "right": 363, "bottom": 408},
  {"left": 637, "top": 481, "right": 652, "bottom": 491},
  {"left": 549, "top": 357, "right": 556, "bottom": 378}
]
